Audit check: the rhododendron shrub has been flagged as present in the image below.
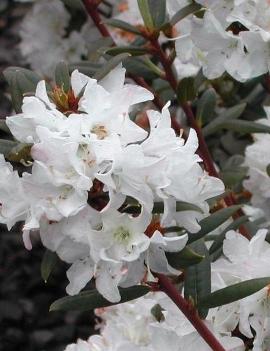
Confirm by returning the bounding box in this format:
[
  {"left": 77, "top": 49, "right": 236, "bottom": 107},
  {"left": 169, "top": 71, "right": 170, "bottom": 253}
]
[{"left": 3, "top": 0, "right": 270, "bottom": 350}]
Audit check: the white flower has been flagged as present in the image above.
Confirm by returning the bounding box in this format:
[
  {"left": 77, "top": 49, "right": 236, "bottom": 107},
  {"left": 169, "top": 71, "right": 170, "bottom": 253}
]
[
  {"left": 19, "top": 0, "right": 70, "bottom": 77},
  {"left": 0, "top": 155, "right": 28, "bottom": 229},
  {"left": 142, "top": 106, "right": 224, "bottom": 232},
  {"left": 146, "top": 230, "right": 188, "bottom": 275},
  {"left": 212, "top": 228, "right": 270, "bottom": 344},
  {"left": 89, "top": 210, "right": 151, "bottom": 264},
  {"left": 19, "top": 0, "right": 98, "bottom": 77},
  {"left": 64, "top": 292, "right": 244, "bottom": 351},
  {"left": 6, "top": 80, "right": 65, "bottom": 143},
  {"left": 190, "top": 11, "right": 244, "bottom": 80},
  {"left": 244, "top": 108, "right": 270, "bottom": 217}
]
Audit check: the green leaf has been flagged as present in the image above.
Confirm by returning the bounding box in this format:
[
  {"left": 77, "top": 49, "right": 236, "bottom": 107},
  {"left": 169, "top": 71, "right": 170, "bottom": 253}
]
[
  {"left": 221, "top": 155, "right": 248, "bottom": 187},
  {"left": 267, "top": 164, "right": 270, "bottom": 177},
  {"left": 55, "top": 61, "right": 70, "bottom": 92},
  {"left": 123, "top": 57, "right": 159, "bottom": 80},
  {"left": 124, "top": 201, "right": 203, "bottom": 215},
  {"left": 89, "top": 37, "right": 115, "bottom": 59},
  {"left": 148, "top": 0, "right": 167, "bottom": 29},
  {"left": 0, "top": 139, "right": 19, "bottom": 156},
  {"left": 105, "top": 19, "right": 142, "bottom": 35},
  {"left": 170, "top": 2, "right": 202, "bottom": 26},
  {"left": 199, "top": 277, "right": 270, "bottom": 309},
  {"left": 93, "top": 53, "right": 131, "bottom": 81},
  {"left": 105, "top": 46, "right": 150, "bottom": 57},
  {"left": 221, "top": 120, "right": 270, "bottom": 134},
  {"left": 209, "top": 215, "right": 249, "bottom": 256},
  {"left": 142, "top": 57, "right": 165, "bottom": 77},
  {"left": 3, "top": 67, "right": 41, "bottom": 113},
  {"left": 69, "top": 62, "right": 102, "bottom": 77},
  {"left": 196, "top": 88, "right": 216, "bottom": 126},
  {"left": 177, "top": 77, "right": 196, "bottom": 104},
  {"left": 166, "top": 246, "right": 204, "bottom": 269},
  {"left": 188, "top": 205, "right": 242, "bottom": 244},
  {"left": 0, "top": 120, "right": 11, "bottom": 135},
  {"left": 184, "top": 240, "right": 211, "bottom": 318},
  {"left": 50, "top": 286, "right": 150, "bottom": 312},
  {"left": 41, "top": 250, "right": 58, "bottom": 283},
  {"left": 203, "top": 103, "right": 246, "bottom": 137},
  {"left": 61, "top": 0, "right": 84, "bottom": 9},
  {"left": 137, "top": 0, "right": 166, "bottom": 31},
  {"left": 137, "top": 0, "right": 154, "bottom": 30}
]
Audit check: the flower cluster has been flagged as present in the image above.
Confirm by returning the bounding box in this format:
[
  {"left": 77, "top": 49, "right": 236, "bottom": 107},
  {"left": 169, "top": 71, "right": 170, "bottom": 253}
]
[
  {"left": 244, "top": 108, "right": 270, "bottom": 219},
  {"left": 64, "top": 291, "right": 245, "bottom": 351},
  {"left": 175, "top": 0, "right": 270, "bottom": 82},
  {"left": 0, "top": 65, "right": 224, "bottom": 302},
  {"left": 212, "top": 229, "right": 270, "bottom": 351},
  {"left": 64, "top": 228, "right": 270, "bottom": 351},
  {"left": 5, "top": 1, "right": 270, "bottom": 350},
  {"left": 19, "top": 0, "right": 100, "bottom": 77}
]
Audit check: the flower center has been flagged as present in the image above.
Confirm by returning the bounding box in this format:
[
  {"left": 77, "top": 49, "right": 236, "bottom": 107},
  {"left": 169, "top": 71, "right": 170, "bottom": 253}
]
[
  {"left": 114, "top": 226, "right": 131, "bottom": 243},
  {"left": 91, "top": 125, "right": 108, "bottom": 139},
  {"left": 50, "top": 86, "right": 80, "bottom": 115}
]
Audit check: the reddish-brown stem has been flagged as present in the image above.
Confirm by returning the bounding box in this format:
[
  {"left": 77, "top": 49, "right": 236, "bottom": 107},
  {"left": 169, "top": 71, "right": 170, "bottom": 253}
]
[
  {"left": 82, "top": 2, "right": 249, "bottom": 348},
  {"left": 148, "top": 37, "right": 250, "bottom": 239},
  {"left": 156, "top": 273, "right": 226, "bottom": 351},
  {"left": 130, "top": 76, "right": 164, "bottom": 110},
  {"left": 131, "top": 75, "right": 181, "bottom": 132},
  {"left": 82, "top": 0, "right": 181, "bottom": 132},
  {"left": 82, "top": 0, "right": 111, "bottom": 37},
  {"left": 149, "top": 37, "right": 178, "bottom": 90},
  {"left": 149, "top": 37, "right": 218, "bottom": 175}
]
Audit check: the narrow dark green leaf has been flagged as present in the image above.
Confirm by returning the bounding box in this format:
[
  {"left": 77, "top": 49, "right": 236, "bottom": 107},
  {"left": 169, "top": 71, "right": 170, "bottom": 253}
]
[
  {"left": 170, "top": 2, "right": 202, "bottom": 26},
  {"left": 0, "top": 120, "right": 10, "bottom": 135},
  {"left": 148, "top": 0, "right": 167, "bottom": 28},
  {"left": 61, "top": 0, "right": 84, "bottom": 9},
  {"left": 69, "top": 62, "right": 102, "bottom": 77},
  {"left": 209, "top": 215, "right": 249, "bottom": 255},
  {"left": 196, "top": 88, "right": 216, "bottom": 125},
  {"left": 267, "top": 164, "right": 270, "bottom": 177},
  {"left": 203, "top": 103, "right": 246, "bottom": 137},
  {"left": 137, "top": 0, "right": 166, "bottom": 30},
  {"left": 105, "top": 19, "right": 142, "bottom": 35},
  {"left": 166, "top": 246, "right": 204, "bottom": 269},
  {"left": 50, "top": 286, "right": 150, "bottom": 312},
  {"left": 137, "top": 0, "right": 154, "bottom": 30},
  {"left": 106, "top": 46, "right": 150, "bottom": 56},
  {"left": 221, "top": 168, "right": 248, "bottom": 187},
  {"left": 123, "top": 57, "right": 159, "bottom": 79},
  {"left": 55, "top": 61, "right": 70, "bottom": 92},
  {"left": 199, "top": 277, "right": 270, "bottom": 309},
  {"left": 177, "top": 77, "right": 196, "bottom": 104},
  {"left": 93, "top": 53, "right": 131, "bottom": 81},
  {"left": 184, "top": 240, "right": 211, "bottom": 318},
  {"left": 0, "top": 139, "right": 19, "bottom": 156},
  {"left": 124, "top": 201, "right": 203, "bottom": 215},
  {"left": 153, "top": 200, "right": 204, "bottom": 214},
  {"left": 142, "top": 57, "right": 165, "bottom": 77},
  {"left": 3, "top": 67, "right": 41, "bottom": 113},
  {"left": 221, "top": 120, "right": 270, "bottom": 134},
  {"left": 41, "top": 249, "right": 58, "bottom": 283},
  {"left": 91, "top": 37, "right": 115, "bottom": 56},
  {"left": 188, "top": 205, "right": 242, "bottom": 244}
]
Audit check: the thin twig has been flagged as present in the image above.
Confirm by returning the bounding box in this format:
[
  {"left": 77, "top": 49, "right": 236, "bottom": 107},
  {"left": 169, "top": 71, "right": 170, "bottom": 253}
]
[
  {"left": 155, "top": 273, "right": 226, "bottom": 351},
  {"left": 148, "top": 36, "right": 250, "bottom": 239}
]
